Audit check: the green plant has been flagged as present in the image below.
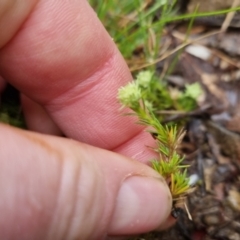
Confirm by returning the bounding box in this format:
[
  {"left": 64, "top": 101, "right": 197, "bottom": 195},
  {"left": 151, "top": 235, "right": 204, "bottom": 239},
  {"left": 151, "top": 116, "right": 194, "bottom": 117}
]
[
  {"left": 118, "top": 70, "right": 197, "bottom": 200},
  {"left": 122, "top": 70, "right": 203, "bottom": 121},
  {"left": 89, "top": 0, "right": 176, "bottom": 61},
  {"left": 89, "top": 0, "right": 240, "bottom": 70}
]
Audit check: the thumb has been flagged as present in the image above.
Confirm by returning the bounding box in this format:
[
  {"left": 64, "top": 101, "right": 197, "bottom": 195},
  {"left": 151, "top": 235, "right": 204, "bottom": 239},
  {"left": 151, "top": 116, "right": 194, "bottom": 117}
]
[{"left": 0, "top": 124, "right": 172, "bottom": 240}]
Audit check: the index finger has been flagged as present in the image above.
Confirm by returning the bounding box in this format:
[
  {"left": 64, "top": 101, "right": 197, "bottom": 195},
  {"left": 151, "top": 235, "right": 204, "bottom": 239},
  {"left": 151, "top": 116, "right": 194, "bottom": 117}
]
[{"left": 0, "top": 0, "right": 156, "bottom": 162}]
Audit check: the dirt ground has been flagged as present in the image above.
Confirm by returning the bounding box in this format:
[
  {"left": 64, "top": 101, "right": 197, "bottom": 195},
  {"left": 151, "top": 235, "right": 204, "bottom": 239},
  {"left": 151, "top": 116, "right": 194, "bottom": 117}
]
[{"left": 129, "top": 1, "right": 240, "bottom": 239}]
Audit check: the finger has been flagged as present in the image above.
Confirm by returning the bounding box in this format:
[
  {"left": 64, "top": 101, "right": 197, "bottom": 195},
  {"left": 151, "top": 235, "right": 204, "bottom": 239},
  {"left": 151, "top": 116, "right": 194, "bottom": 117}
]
[
  {"left": 0, "top": 0, "right": 38, "bottom": 48},
  {"left": 0, "top": 75, "right": 6, "bottom": 93},
  {"left": 21, "top": 94, "right": 62, "bottom": 135},
  {"left": 0, "top": 123, "right": 172, "bottom": 239},
  {"left": 0, "top": 0, "right": 154, "bottom": 161}
]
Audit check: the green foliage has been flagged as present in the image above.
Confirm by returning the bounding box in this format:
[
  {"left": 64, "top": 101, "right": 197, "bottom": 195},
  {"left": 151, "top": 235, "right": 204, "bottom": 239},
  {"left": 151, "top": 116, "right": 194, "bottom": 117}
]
[
  {"left": 89, "top": 0, "right": 177, "bottom": 60},
  {"left": 89, "top": 0, "right": 240, "bottom": 67},
  {"left": 0, "top": 105, "right": 25, "bottom": 128},
  {"left": 135, "top": 71, "right": 174, "bottom": 111},
  {"left": 171, "top": 170, "right": 190, "bottom": 197},
  {"left": 178, "top": 83, "right": 203, "bottom": 111},
  {"left": 119, "top": 70, "right": 203, "bottom": 121},
  {"left": 118, "top": 70, "right": 195, "bottom": 199}
]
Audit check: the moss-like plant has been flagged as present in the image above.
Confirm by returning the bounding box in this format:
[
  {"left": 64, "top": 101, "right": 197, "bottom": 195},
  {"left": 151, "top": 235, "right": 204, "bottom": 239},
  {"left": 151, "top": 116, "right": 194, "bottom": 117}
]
[{"left": 118, "top": 70, "right": 200, "bottom": 200}]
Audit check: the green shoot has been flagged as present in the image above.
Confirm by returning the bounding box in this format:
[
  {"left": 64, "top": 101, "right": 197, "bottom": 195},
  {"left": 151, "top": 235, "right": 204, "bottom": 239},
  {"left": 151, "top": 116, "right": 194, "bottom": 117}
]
[{"left": 118, "top": 70, "right": 196, "bottom": 199}]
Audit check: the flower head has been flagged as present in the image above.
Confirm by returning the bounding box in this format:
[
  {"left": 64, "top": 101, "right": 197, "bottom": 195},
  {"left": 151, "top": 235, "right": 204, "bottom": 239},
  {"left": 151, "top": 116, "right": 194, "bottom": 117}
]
[
  {"left": 136, "top": 70, "right": 153, "bottom": 88},
  {"left": 118, "top": 81, "right": 142, "bottom": 109}
]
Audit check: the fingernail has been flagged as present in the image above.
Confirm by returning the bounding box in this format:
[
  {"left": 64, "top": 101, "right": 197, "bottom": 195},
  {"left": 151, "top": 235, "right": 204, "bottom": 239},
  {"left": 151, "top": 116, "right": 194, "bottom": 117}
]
[{"left": 108, "top": 176, "right": 172, "bottom": 235}]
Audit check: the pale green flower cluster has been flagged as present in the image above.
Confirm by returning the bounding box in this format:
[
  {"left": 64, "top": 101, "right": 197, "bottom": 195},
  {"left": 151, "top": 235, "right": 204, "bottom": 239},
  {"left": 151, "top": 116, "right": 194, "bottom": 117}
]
[
  {"left": 183, "top": 83, "right": 203, "bottom": 99},
  {"left": 136, "top": 70, "right": 152, "bottom": 88},
  {"left": 118, "top": 82, "right": 142, "bottom": 109},
  {"left": 118, "top": 70, "right": 154, "bottom": 111}
]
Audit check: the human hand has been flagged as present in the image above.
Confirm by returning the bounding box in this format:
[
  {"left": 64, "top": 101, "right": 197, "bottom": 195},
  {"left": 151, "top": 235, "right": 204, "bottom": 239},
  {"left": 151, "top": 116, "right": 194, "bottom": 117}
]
[{"left": 0, "top": 1, "right": 172, "bottom": 239}]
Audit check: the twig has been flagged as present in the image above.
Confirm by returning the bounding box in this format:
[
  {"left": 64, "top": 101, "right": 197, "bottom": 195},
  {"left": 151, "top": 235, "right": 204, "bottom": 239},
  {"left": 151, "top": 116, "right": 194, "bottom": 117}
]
[
  {"left": 221, "top": 0, "right": 240, "bottom": 32},
  {"left": 130, "top": 30, "right": 221, "bottom": 72}
]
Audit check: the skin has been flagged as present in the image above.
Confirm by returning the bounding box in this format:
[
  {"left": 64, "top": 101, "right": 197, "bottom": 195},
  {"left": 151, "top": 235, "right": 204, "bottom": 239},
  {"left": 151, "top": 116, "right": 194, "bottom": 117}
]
[{"left": 0, "top": 0, "right": 173, "bottom": 239}]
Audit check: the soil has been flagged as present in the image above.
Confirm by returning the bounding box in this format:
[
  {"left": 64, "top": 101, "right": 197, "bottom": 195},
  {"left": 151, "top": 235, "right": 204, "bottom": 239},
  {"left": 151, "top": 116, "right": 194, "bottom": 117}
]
[{"left": 129, "top": 1, "right": 240, "bottom": 239}]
